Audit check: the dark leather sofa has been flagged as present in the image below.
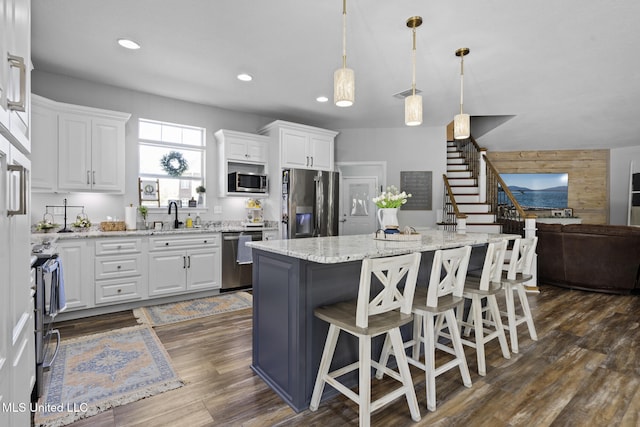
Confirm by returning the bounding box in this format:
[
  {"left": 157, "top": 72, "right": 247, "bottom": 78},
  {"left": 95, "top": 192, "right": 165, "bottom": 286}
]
[{"left": 537, "top": 223, "right": 640, "bottom": 294}]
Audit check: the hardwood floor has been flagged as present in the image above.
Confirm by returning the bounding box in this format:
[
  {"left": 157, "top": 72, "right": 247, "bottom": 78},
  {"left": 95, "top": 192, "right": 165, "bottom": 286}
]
[{"left": 54, "top": 285, "right": 640, "bottom": 427}]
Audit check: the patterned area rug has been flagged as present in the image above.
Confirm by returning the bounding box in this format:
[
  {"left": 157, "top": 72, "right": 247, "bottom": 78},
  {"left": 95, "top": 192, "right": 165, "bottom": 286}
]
[
  {"left": 34, "top": 325, "right": 183, "bottom": 427},
  {"left": 134, "top": 291, "right": 252, "bottom": 327}
]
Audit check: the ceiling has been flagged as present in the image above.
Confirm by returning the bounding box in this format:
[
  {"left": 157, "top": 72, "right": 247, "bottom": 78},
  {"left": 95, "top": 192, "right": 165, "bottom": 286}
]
[{"left": 31, "top": 0, "right": 640, "bottom": 152}]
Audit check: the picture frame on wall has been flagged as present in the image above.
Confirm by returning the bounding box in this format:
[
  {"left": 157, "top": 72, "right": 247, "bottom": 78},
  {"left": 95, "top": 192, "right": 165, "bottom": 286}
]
[
  {"left": 564, "top": 208, "right": 573, "bottom": 217},
  {"left": 551, "top": 209, "right": 564, "bottom": 217}
]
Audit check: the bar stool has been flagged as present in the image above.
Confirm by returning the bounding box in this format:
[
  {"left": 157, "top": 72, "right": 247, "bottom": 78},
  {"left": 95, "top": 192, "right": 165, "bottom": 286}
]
[
  {"left": 456, "top": 240, "right": 511, "bottom": 376},
  {"left": 309, "top": 252, "right": 422, "bottom": 427},
  {"left": 377, "top": 245, "right": 473, "bottom": 412},
  {"left": 500, "top": 236, "right": 539, "bottom": 353}
]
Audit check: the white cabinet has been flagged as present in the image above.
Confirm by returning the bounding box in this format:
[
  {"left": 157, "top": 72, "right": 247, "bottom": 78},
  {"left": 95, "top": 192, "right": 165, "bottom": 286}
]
[
  {"left": 148, "top": 233, "right": 221, "bottom": 297},
  {"left": 58, "top": 111, "right": 128, "bottom": 192},
  {"left": 262, "top": 229, "right": 279, "bottom": 241},
  {"left": 94, "top": 238, "right": 145, "bottom": 305},
  {"left": 260, "top": 120, "right": 337, "bottom": 171},
  {"left": 31, "top": 95, "right": 57, "bottom": 191},
  {"left": 58, "top": 239, "right": 94, "bottom": 311},
  {"left": 216, "top": 129, "right": 268, "bottom": 163},
  {"left": 215, "top": 129, "right": 269, "bottom": 196},
  {"left": 0, "top": 0, "right": 31, "bottom": 155},
  {"left": 30, "top": 95, "right": 130, "bottom": 193}
]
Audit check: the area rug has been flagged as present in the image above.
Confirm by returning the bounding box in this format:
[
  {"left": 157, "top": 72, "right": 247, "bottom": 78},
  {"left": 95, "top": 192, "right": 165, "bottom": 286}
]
[
  {"left": 133, "top": 291, "right": 252, "bottom": 327},
  {"left": 34, "top": 325, "right": 183, "bottom": 427}
]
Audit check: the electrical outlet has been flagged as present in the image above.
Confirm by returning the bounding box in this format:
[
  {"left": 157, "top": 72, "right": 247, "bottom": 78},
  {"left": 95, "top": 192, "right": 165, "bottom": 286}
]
[{"left": 213, "top": 206, "right": 222, "bottom": 214}]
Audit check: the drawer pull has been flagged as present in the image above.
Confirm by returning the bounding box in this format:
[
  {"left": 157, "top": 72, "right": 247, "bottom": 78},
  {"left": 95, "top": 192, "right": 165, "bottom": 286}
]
[
  {"left": 117, "top": 265, "right": 122, "bottom": 269},
  {"left": 117, "top": 245, "right": 122, "bottom": 249},
  {"left": 117, "top": 289, "right": 122, "bottom": 293},
  {"left": 165, "top": 242, "right": 169, "bottom": 246},
  {"left": 204, "top": 240, "right": 207, "bottom": 243}
]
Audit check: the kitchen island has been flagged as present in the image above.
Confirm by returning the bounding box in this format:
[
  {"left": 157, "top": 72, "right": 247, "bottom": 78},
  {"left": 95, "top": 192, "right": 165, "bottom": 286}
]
[{"left": 247, "top": 230, "right": 519, "bottom": 412}]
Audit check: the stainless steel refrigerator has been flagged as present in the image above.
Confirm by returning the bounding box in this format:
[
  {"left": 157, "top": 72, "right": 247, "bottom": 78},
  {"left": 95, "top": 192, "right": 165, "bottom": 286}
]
[{"left": 281, "top": 169, "right": 339, "bottom": 239}]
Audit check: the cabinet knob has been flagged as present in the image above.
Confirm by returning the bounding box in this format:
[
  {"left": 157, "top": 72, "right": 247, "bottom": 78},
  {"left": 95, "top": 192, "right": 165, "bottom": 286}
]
[
  {"left": 117, "top": 289, "right": 122, "bottom": 293},
  {"left": 204, "top": 240, "right": 207, "bottom": 243},
  {"left": 117, "top": 265, "right": 121, "bottom": 269},
  {"left": 165, "top": 242, "right": 169, "bottom": 246},
  {"left": 117, "top": 245, "right": 122, "bottom": 249}
]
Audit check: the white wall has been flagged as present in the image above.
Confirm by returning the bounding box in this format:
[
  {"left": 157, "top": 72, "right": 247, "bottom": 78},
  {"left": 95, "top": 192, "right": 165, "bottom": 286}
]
[
  {"left": 335, "top": 127, "right": 447, "bottom": 228},
  {"left": 610, "top": 145, "right": 640, "bottom": 225},
  {"left": 31, "top": 70, "right": 276, "bottom": 227}
]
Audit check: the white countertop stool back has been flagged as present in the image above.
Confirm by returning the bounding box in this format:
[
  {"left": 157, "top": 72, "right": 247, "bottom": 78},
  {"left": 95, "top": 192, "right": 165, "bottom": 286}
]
[
  {"left": 377, "top": 245, "right": 473, "bottom": 412},
  {"left": 500, "top": 236, "right": 539, "bottom": 353},
  {"left": 456, "top": 240, "right": 512, "bottom": 376},
  {"left": 309, "top": 252, "right": 422, "bottom": 427}
]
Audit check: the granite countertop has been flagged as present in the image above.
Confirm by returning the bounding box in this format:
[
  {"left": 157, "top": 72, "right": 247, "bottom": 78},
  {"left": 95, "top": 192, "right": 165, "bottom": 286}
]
[
  {"left": 246, "top": 229, "right": 520, "bottom": 264},
  {"left": 32, "top": 224, "right": 278, "bottom": 241}
]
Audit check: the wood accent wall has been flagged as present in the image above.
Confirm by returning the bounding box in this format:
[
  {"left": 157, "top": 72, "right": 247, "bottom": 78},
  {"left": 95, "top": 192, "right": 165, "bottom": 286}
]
[{"left": 486, "top": 150, "right": 610, "bottom": 224}]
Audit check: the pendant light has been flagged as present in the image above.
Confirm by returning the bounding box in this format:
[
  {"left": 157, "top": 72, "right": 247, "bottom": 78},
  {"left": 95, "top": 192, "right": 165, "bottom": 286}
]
[
  {"left": 334, "top": 0, "right": 354, "bottom": 107},
  {"left": 405, "top": 16, "right": 423, "bottom": 126},
  {"left": 454, "top": 47, "right": 470, "bottom": 139}
]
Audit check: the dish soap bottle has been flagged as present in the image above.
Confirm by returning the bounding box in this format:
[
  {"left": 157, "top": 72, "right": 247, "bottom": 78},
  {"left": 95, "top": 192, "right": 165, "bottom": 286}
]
[
  {"left": 194, "top": 213, "right": 202, "bottom": 227},
  {"left": 186, "top": 214, "right": 193, "bottom": 228}
]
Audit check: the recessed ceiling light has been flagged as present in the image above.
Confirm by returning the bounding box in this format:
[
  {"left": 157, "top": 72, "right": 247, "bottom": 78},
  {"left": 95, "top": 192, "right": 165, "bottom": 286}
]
[
  {"left": 117, "top": 38, "right": 141, "bottom": 50},
  {"left": 316, "top": 96, "right": 329, "bottom": 103},
  {"left": 237, "top": 73, "right": 253, "bottom": 82}
]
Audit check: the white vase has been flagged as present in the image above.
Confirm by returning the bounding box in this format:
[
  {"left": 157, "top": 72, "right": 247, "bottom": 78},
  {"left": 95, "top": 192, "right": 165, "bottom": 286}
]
[{"left": 377, "top": 208, "right": 399, "bottom": 230}]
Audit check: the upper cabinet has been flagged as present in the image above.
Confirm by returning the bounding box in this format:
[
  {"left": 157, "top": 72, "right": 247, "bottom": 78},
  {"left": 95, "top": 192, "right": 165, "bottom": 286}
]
[
  {"left": 0, "top": 0, "right": 31, "bottom": 154},
  {"left": 260, "top": 120, "right": 337, "bottom": 171},
  {"left": 215, "top": 129, "right": 269, "bottom": 197},
  {"left": 31, "top": 94, "right": 131, "bottom": 193}
]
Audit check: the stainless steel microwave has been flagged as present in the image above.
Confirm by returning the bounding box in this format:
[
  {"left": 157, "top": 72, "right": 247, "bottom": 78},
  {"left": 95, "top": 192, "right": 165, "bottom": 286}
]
[{"left": 228, "top": 172, "right": 268, "bottom": 193}]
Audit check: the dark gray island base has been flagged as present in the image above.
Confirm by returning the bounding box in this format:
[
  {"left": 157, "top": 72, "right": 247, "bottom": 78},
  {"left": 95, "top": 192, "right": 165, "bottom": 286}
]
[{"left": 249, "top": 231, "right": 517, "bottom": 412}]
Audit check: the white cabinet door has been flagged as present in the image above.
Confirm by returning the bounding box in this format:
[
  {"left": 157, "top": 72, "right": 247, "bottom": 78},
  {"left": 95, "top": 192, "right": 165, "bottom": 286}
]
[
  {"left": 246, "top": 139, "right": 268, "bottom": 163},
  {"left": 1, "top": 0, "right": 31, "bottom": 153},
  {"left": 31, "top": 96, "right": 58, "bottom": 191},
  {"left": 187, "top": 247, "right": 221, "bottom": 290},
  {"left": 148, "top": 250, "right": 187, "bottom": 296},
  {"left": 0, "top": 0, "right": 10, "bottom": 132},
  {"left": 58, "top": 112, "right": 91, "bottom": 191},
  {"left": 58, "top": 240, "right": 94, "bottom": 310},
  {"left": 309, "top": 134, "right": 334, "bottom": 171},
  {"left": 91, "top": 117, "right": 124, "bottom": 191},
  {"left": 281, "top": 128, "right": 310, "bottom": 169}
]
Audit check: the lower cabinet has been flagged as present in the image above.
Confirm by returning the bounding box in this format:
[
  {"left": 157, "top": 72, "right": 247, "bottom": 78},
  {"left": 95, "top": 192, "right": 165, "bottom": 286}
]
[
  {"left": 58, "top": 239, "right": 94, "bottom": 311},
  {"left": 148, "top": 234, "right": 221, "bottom": 297},
  {"left": 57, "top": 233, "right": 221, "bottom": 313},
  {"left": 94, "top": 238, "right": 144, "bottom": 305}
]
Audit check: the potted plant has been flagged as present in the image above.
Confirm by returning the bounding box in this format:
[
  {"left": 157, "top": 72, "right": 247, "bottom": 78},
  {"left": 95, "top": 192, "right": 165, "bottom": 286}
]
[
  {"left": 196, "top": 185, "right": 206, "bottom": 206},
  {"left": 138, "top": 205, "right": 148, "bottom": 229}
]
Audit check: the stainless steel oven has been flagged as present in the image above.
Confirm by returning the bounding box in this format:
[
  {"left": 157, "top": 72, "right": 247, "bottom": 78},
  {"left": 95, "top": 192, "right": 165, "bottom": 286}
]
[{"left": 31, "top": 251, "right": 62, "bottom": 401}]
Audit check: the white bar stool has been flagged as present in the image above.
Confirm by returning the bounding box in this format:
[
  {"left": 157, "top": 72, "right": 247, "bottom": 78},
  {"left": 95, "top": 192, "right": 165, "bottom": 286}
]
[
  {"left": 456, "top": 240, "right": 511, "bottom": 376},
  {"left": 500, "top": 236, "right": 539, "bottom": 353},
  {"left": 309, "top": 252, "right": 422, "bottom": 427},
  {"left": 376, "top": 246, "right": 473, "bottom": 412}
]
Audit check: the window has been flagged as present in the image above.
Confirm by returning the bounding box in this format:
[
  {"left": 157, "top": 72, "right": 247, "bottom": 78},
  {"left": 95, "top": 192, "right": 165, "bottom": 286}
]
[{"left": 138, "top": 119, "right": 206, "bottom": 207}]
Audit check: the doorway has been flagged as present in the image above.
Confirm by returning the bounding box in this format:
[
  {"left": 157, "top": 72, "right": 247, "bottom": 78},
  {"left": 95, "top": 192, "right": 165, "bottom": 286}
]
[{"left": 337, "top": 162, "right": 386, "bottom": 235}]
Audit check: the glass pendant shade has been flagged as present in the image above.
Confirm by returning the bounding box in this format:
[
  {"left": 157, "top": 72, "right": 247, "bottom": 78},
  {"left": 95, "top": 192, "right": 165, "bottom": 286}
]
[
  {"left": 334, "top": 67, "right": 355, "bottom": 107},
  {"left": 454, "top": 113, "right": 470, "bottom": 139},
  {"left": 405, "top": 94, "right": 423, "bottom": 126}
]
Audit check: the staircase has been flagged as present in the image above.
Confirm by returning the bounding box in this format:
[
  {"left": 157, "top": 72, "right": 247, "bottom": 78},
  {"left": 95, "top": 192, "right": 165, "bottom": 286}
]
[{"left": 445, "top": 141, "right": 501, "bottom": 233}]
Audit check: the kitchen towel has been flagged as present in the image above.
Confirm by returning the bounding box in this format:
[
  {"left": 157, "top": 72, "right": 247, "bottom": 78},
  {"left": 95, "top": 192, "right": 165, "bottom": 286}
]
[
  {"left": 43, "top": 256, "right": 66, "bottom": 315},
  {"left": 237, "top": 235, "right": 253, "bottom": 265},
  {"left": 125, "top": 206, "right": 137, "bottom": 230}
]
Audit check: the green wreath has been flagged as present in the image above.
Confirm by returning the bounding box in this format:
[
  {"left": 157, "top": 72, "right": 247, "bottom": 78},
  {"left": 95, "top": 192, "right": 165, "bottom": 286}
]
[{"left": 160, "top": 151, "right": 188, "bottom": 177}]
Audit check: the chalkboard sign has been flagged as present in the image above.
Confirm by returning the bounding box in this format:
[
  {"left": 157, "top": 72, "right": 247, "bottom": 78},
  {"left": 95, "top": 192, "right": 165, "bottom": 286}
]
[{"left": 400, "top": 171, "right": 432, "bottom": 210}]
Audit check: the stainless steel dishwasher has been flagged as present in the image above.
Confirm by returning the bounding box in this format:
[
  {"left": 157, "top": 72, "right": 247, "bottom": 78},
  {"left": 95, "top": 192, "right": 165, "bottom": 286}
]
[{"left": 221, "top": 231, "right": 263, "bottom": 291}]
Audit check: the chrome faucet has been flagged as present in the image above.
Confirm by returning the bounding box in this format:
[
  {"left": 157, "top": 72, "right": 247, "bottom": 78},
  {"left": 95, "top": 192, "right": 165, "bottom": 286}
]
[{"left": 168, "top": 201, "right": 179, "bottom": 229}]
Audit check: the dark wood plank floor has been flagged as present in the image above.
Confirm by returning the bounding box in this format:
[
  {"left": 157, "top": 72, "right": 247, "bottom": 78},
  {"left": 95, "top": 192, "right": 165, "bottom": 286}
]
[{"left": 53, "top": 285, "right": 640, "bottom": 427}]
